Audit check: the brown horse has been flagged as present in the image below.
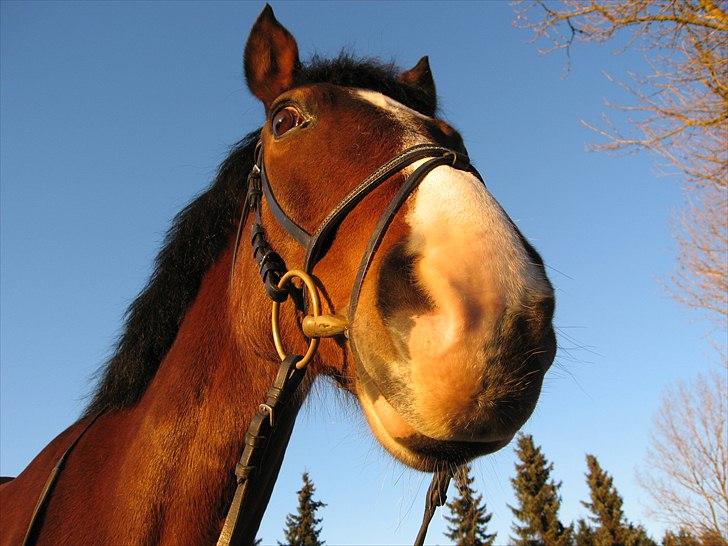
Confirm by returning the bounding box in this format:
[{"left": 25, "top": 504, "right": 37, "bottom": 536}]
[{"left": 0, "top": 6, "right": 556, "bottom": 545}]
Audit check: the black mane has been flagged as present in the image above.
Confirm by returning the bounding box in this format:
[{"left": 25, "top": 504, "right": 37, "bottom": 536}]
[
  {"left": 85, "top": 53, "right": 435, "bottom": 416},
  {"left": 84, "top": 131, "right": 259, "bottom": 416}
]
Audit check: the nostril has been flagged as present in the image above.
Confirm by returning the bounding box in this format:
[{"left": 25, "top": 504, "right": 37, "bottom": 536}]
[
  {"left": 540, "top": 293, "right": 555, "bottom": 322},
  {"left": 539, "top": 327, "right": 557, "bottom": 371},
  {"left": 376, "top": 242, "right": 433, "bottom": 324},
  {"left": 376, "top": 242, "right": 434, "bottom": 359}
]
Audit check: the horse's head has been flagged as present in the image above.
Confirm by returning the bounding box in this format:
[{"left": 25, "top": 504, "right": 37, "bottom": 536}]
[{"left": 241, "top": 7, "right": 556, "bottom": 472}]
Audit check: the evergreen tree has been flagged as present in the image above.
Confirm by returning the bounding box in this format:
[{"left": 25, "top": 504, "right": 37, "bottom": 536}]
[
  {"left": 279, "top": 472, "right": 326, "bottom": 546},
  {"left": 575, "top": 519, "right": 595, "bottom": 546},
  {"left": 582, "top": 454, "right": 625, "bottom": 546},
  {"left": 625, "top": 524, "right": 659, "bottom": 546},
  {"left": 509, "top": 434, "right": 573, "bottom": 546},
  {"left": 582, "top": 454, "right": 657, "bottom": 546},
  {"left": 662, "top": 529, "right": 700, "bottom": 546},
  {"left": 444, "top": 464, "right": 497, "bottom": 546},
  {"left": 697, "top": 531, "right": 728, "bottom": 546}
]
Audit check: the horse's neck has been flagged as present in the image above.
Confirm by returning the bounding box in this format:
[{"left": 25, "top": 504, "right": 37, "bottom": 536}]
[{"left": 110, "top": 249, "right": 284, "bottom": 544}]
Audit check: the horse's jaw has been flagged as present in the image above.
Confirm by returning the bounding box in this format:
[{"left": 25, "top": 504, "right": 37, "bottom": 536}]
[
  {"left": 347, "top": 300, "right": 552, "bottom": 471},
  {"left": 355, "top": 370, "right": 513, "bottom": 472}
]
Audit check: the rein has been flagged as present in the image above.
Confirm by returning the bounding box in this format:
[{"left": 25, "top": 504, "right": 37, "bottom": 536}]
[{"left": 23, "top": 141, "right": 479, "bottom": 546}]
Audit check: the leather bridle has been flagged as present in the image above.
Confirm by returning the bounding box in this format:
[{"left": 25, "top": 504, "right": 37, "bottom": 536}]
[
  {"left": 220, "top": 141, "right": 480, "bottom": 545},
  {"left": 23, "top": 140, "right": 482, "bottom": 546}
]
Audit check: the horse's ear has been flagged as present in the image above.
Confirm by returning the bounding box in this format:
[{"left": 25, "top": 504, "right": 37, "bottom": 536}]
[
  {"left": 244, "top": 5, "right": 300, "bottom": 110},
  {"left": 398, "top": 56, "right": 436, "bottom": 98}
]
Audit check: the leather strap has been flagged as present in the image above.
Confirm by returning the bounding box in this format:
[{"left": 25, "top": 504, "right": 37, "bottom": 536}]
[
  {"left": 347, "top": 152, "right": 472, "bottom": 324},
  {"left": 302, "top": 144, "right": 466, "bottom": 272},
  {"left": 261, "top": 165, "right": 312, "bottom": 248},
  {"left": 247, "top": 162, "right": 290, "bottom": 303},
  {"left": 257, "top": 143, "right": 470, "bottom": 273},
  {"left": 217, "top": 355, "right": 306, "bottom": 546},
  {"left": 413, "top": 468, "right": 453, "bottom": 546},
  {"left": 21, "top": 413, "right": 101, "bottom": 546}
]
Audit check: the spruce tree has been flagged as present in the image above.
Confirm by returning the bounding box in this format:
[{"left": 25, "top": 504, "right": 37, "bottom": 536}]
[
  {"left": 583, "top": 454, "right": 625, "bottom": 546},
  {"left": 662, "top": 529, "right": 700, "bottom": 546},
  {"left": 279, "top": 472, "right": 326, "bottom": 546},
  {"left": 509, "top": 433, "right": 573, "bottom": 546},
  {"left": 624, "top": 524, "right": 658, "bottom": 546},
  {"left": 444, "top": 464, "right": 497, "bottom": 546},
  {"left": 575, "top": 519, "right": 596, "bottom": 546},
  {"left": 582, "top": 454, "right": 657, "bottom": 546}
]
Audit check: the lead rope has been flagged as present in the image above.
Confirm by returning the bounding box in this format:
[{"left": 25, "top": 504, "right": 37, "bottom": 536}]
[
  {"left": 413, "top": 468, "right": 453, "bottom": 546},
  {"left": 219, "top": 155, "right": 323, "bottom": 544}
]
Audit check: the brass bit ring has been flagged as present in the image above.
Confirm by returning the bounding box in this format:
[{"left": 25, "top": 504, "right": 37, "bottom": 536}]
[{"left": 271, "top": 269, "right": 321, "bottom": 369}]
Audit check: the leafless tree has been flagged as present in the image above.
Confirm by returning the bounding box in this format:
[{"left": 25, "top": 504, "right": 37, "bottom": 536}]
[
  {"left": 514, "top": 0, "right": 728, "bottom": 325},
  {"left": 637, "top": 371, "right": 727, "bottom": 539},
  {"left": 673, "top": 183, "right": 727, "bottom": 321},
  {"left": 513, "top": 5, "right": 727, "bottom": 540}
]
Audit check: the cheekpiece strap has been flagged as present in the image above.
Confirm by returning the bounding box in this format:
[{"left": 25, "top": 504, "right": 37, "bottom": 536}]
[{"left": 247, "top": 153, "right": 289, "bottom": 303}]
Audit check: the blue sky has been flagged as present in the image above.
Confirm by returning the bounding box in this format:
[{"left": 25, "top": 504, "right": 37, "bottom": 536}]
[{"left": 1, "top": 2, "right": 721, "bottom": 545}]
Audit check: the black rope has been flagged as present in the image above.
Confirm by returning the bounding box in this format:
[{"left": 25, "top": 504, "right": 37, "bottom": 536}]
[{"left": 413, "top": 468, "right": 453, "bottom": 546}]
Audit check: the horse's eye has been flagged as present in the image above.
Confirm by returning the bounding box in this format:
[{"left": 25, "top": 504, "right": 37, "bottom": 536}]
[{"left": 272, "top": 106, "right": 304, "bottom": 138}]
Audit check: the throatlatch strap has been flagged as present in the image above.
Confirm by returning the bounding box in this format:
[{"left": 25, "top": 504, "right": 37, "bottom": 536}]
[{"left": 217, "top": 355, "right": 306, "bottom": 546}]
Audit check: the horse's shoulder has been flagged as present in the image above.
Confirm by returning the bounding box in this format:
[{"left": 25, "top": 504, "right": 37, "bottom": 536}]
[{"left": 0, "top": 418, "right": 90, "bottom": 545}]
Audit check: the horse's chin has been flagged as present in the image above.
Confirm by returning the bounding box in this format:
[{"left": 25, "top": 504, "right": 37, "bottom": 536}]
[{"left": 356, "top": 376, "right": 513, "bottom": 472}]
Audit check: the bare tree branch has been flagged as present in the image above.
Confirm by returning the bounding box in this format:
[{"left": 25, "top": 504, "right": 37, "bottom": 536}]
[
  {"left": 636, "top": 371, "right": 728, "bottom": 538},
  {"left": 514, "top": 0, "right": 728, "bottom": 326}
]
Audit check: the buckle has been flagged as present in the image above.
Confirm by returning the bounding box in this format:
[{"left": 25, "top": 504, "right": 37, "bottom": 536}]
[{"left": 258, "top": 403, "right": 275, "bottom": 427}]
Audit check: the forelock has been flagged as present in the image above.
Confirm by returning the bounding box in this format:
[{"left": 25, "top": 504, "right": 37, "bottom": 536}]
[{"left": 296, "top": 53, "right": 437, "bottom": 117}]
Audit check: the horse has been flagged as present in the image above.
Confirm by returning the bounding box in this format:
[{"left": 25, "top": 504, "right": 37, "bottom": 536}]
[{"left": 0, "top": 5, "right": 556, "bottom": 545}]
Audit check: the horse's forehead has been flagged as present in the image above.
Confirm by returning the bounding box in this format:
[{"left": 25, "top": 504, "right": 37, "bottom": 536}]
[
  {"left": 351, "top": 89, "right": 433, "bottom": 123},
  {"left": 278, "top": 84, "right": 434, "bottom": 122}
]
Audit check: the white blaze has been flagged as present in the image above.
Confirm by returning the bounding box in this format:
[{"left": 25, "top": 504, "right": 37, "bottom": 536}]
[
  {"left": 402, "top": 165, "right": 551, "bottom": 438},
  {"left": 352, "top": 87, "right": 552, "bottom": 440}
]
